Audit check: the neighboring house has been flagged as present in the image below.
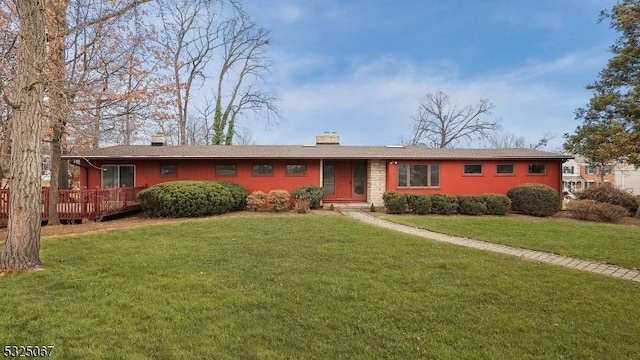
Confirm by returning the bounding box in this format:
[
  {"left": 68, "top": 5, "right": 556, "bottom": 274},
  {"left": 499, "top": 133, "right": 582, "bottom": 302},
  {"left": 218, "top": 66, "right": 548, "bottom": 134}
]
[
  {"left": 561, "top": 157, "right": 584, "bottom": 193},
  {"left": 63, "top": 133, "right": 570, "bottom": 206},
  {"left": 573, "top": 155, "right": 615, "bottom": 190},
  {"left": 614, "top": 163, "right": 640, "bottom": 195},
  {"left": 562, "top": 154, "right": 640, "bottom": 195}
]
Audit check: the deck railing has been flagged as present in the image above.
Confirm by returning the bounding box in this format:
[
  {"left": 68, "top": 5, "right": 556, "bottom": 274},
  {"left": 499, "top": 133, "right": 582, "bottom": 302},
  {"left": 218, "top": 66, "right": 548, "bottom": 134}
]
[{"left": 0, "top": 186, "right": 146, "bottom": 221}]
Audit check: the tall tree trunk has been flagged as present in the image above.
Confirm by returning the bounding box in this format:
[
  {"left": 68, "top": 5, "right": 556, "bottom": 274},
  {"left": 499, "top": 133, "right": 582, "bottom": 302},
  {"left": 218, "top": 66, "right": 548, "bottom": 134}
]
[
  {"left": 47, "top": 132, "right": 63, "bottom": 225},
  {"left": 93, "top": 75, "right": 108, "bottom": 149},
  {"left": 45, "top": 0, "right": 70, "bottom": 226},
  {"left": 0, "top": 0, "right": 46, "bottom": 271},
  {"left": 58, "top": 157, "right": 69, "bottom": 189},
  {"left": 224, "top": 117, "right": 235, "bottom": 145}
]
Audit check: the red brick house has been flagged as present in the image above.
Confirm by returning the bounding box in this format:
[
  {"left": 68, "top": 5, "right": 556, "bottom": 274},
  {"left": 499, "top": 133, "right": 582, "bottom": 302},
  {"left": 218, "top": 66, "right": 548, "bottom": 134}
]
[{"left": 63, "top": 134, "right": 570, "bottom": 206}]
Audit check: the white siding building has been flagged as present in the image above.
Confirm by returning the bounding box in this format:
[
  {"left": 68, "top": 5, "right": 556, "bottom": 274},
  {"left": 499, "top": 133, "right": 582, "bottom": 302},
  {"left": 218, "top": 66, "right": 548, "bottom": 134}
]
[{"left": 614, "top": 164, "right": 640, "bottom": 195}]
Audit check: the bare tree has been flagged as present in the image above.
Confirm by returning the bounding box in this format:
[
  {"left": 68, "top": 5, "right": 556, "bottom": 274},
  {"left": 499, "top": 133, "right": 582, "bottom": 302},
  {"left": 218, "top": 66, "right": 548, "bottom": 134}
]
[
  {"left": 233, "top": 125, "right": 254, "bottom": 145},
  {"left": 406, "top": 91, "right": 500, "bottom": 148},
  {"left": 151, "top": 0, "right": 277, "bottom": 146},
  {"left": 65, "top": 0, "right": 159, "bottom": 149},
  {"left": 186, "top": 100, "right": 214, "bottom": 144},
  {"left": 211, "top": 10, "right": 278, "bottom": 145},
  {"left": 154, "top": 0, "right": 221, "bottom": 145},
  {"left": 45, "top": 0, "right": 151, "bottom": 225},
  {"left": 485, "top": 132, "right": 554, "bottom": 150}
]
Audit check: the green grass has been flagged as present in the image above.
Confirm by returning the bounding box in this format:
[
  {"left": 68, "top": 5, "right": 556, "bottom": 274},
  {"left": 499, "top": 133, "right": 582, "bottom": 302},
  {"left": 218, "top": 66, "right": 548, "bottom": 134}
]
[
  {"left": 380, "top": 214, "right": 640, "bottom": 269},
  {"left": 1, "top": 215, "right": 640, "bottom": 359}
]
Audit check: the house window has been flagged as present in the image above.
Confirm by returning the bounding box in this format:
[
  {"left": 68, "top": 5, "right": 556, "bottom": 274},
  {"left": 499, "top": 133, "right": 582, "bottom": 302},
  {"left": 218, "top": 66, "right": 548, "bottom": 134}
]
[
  {"left": 463, "top": 164, "right": 483, "bottom": 175},
  {"left": 252, "top": 164, "right": 273, "bottom": 176},
  {"left": 563, "top": 166, "right": 574, "bottom": 174},
  {"left": 160, "top": 164, "right": 177, "bottom": 176},
  {"left": 528, "top": 164, "right": 546, "bottom": 175},
  {"left": 398, "top": 164, "right": 440, "bottom": 187},
  {"left": 323, "top": 164, "right": 335, "bottom": 195},
  {"left": 586, "top": 165, "right": 597, "bottom": 175},
  {"left": 286, "top": 164, "right": 306, "bottom": 176},
  {"left": 216, "top": 164, "right": 237, "bottom": 176},
  {"left": 496, "top": 164, "right": 515, "bottom": 175},
  {"left": 102, "top": 165, "right": 135, "bottom": 188},
  {"left": 604, "top": 165, "right": 612, "bottom": 175}
]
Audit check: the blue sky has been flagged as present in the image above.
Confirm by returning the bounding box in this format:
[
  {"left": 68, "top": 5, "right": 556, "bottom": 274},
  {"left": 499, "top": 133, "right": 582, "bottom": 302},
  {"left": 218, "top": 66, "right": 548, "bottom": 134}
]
[{"left": 242, "top": 0, "right": 618, "bottom": 149}]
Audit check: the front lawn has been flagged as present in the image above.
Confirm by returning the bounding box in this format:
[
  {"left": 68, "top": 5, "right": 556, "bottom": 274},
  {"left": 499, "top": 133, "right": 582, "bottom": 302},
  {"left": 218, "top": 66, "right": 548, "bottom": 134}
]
[
  {"left": 380, "top": 214, "right": 640, "bottom": 269},
  {"left": 1, "top": 215, "right": 639, "bottom": 359}
]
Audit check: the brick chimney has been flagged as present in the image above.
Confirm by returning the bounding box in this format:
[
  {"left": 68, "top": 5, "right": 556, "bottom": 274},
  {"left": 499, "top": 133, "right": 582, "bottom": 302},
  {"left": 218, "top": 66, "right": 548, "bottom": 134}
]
[
  {"left": 315, "top": 132, "right": 340, "bottom": 145},
  {"left": 151, "top": 132, "right": 166, "bottom": 146}
]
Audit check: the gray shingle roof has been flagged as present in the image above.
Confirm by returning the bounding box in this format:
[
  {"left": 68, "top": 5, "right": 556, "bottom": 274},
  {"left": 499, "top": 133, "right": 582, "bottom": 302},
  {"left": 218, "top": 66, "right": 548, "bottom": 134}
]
[{"left": 63, "top": 144, "right": 572, "bottom": 160}]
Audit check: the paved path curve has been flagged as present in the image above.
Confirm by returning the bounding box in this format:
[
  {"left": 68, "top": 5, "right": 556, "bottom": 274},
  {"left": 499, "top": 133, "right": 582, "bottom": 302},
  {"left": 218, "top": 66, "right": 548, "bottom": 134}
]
[{"left": 344, "top": 211, "right": 640, "bottom": 283}]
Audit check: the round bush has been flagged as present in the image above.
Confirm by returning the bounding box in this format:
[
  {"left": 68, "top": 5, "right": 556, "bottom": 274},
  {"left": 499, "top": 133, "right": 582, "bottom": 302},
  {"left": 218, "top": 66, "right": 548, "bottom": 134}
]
[
  {"left": 577, "top": 186, "right": 638, "bottom": 215},
  {"left": 568, "top": 199, "right": 628, "bottom": 223},
  {"left": 267, "top": 189, "right": 291, "bottom": 211},
  {"left": 457, "top": 195, "right": 487, "bottom": 215},
  {"left": 481, "top": 193, "right": 511, "bottom": 215},
  {"left": 382, "top": 192, "right": 407, "bottom": 214},
  {"left": 430, "top": 194, "right": 458, "bottom": 215},
  {"left": 507, "top": 183, "right": 560, "bottom": 217},
  {"left": 406, "top": 193, "right": 431, "bottom": 215},
  {"left": 291, "top": 185, "right": 325, "bottom": 209},
  {"left": 246, "top": 191, "right": 267, "bottom": 211},
  {"left": 217, "top": 181, "right": 249, "bottom": 211},
  {"left": 137, "top": 181, "right": 235, "bottom": 217}
]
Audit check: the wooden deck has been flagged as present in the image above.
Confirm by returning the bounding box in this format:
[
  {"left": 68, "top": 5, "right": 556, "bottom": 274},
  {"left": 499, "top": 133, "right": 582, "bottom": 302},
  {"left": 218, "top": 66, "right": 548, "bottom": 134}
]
[{"left": 0, "top": 186, "right": 146, "bottom": 221}]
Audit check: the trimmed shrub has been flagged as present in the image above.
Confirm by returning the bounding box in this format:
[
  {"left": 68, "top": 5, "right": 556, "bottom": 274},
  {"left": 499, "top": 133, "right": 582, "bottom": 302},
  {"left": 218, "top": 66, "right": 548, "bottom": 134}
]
[
  {"left": 382, "top": 192, "right": 407, "bottom": 214},
  {"left": 577, "top": 186, "right": 638, "bottom": 215},
  {"left": 137, "top": 181, "right": 235, "bottom": 217},
  {"left": 267, "top": 189, "right": 291, "bottom": 211},
  {"left": 507, "top": 183, "right": 560, "bottom": 217},
  {"left": 430, "top": 194, "right": 458, "bottom": 215},
  {"left": 406, "top": 193, "right": 432, "bottom": 215},
  {"left": 294, "top": 198, "right": 311, "bottom": 214},
  {"left": 291, "top": 185, "right": 325, "bottom": 209},
  {"left": 568, "top": 200, "right": 628, "bottom": 223},
  {"left": 246, "top": 191, "right": 267, "bottom": 211},
  {"left": 457, "top": 195, "right": 487, "bottom": 215},
  {"left": 217, "top": 181, "right": 249, "bottom": 211},
  {"left": 481, "top": 193, "right": 511, "bottom": 215}
]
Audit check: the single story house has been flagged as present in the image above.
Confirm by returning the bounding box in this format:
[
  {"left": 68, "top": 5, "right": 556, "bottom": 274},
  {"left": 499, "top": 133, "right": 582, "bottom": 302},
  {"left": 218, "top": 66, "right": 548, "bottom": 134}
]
[{"left": 63, "top": 133, "right": 571, "bottom": 206}]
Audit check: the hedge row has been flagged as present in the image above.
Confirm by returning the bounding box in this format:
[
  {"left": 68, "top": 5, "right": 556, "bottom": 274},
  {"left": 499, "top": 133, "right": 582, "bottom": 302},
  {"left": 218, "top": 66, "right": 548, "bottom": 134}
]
[
  {"left": 383, "top": 192, "right": 511, "bottom": 216},
  {"left": 137, "top": 181, "right": 249, "bottom": 218},
  {"left": 246, "top": 186, "right": 323, "bottom": 212},
  {"left": 507, "top": 183, "right": 560, "bottom": 217}
]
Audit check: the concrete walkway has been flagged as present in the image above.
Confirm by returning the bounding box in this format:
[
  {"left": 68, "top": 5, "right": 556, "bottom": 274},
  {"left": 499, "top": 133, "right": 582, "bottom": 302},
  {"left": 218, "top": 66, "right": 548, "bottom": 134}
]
[{"left": 344, "top": 211, "right": 640, "bottom": 283}]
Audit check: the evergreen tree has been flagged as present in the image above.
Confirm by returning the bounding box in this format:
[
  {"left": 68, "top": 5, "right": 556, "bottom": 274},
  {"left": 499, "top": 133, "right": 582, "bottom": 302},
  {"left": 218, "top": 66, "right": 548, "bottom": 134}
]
[{"left": 565, "top": 0, "right": 640, "bottom": 166}]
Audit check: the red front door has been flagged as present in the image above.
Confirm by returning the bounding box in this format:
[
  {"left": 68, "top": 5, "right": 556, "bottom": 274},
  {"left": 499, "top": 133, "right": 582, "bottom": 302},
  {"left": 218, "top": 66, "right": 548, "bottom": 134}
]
[{"left": 323, "top": 161, "right": 367, "bottom": 202}]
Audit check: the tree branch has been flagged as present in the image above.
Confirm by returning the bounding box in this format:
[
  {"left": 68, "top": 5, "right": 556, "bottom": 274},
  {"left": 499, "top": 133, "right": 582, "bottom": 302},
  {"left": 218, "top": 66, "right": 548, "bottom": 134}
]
[{"left": 64, "top": 0, "right": 150, "bottom": 37}]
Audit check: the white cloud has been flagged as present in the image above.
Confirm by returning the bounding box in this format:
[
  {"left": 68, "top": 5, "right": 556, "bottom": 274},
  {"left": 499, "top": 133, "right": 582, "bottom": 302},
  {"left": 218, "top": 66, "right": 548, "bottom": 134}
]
[
  {"left": 494, "top": 9, "right": 565, "bottom": 32},
  {"left": 255, "top": 50, "right": 607, "bottom": 148},
  {"left": 279, "top": 4, "right": 304, "bottom": 22}
]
